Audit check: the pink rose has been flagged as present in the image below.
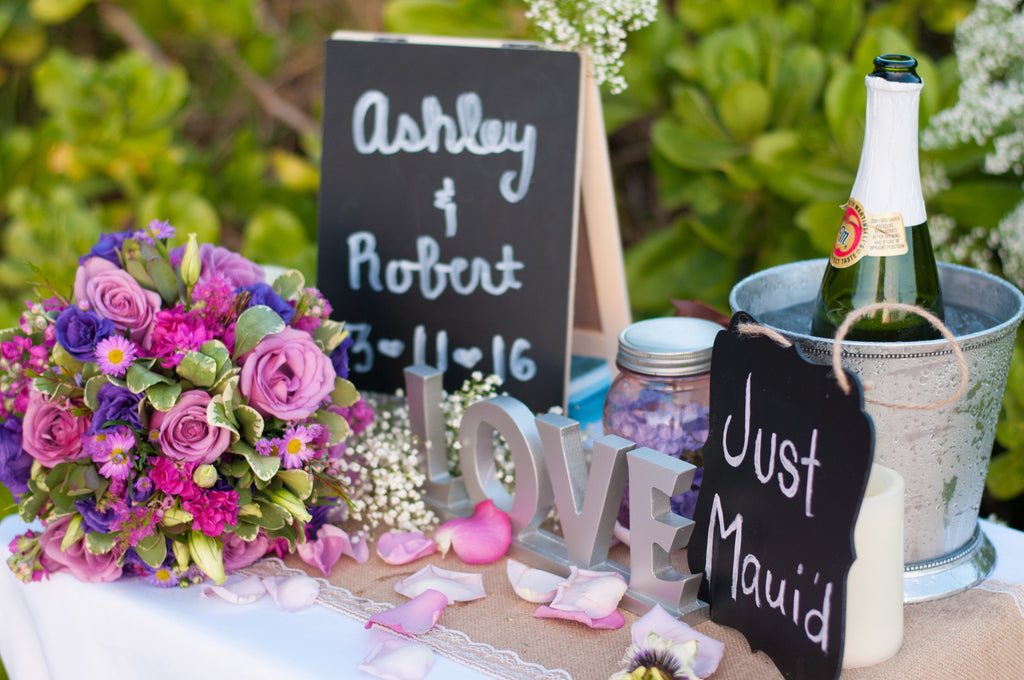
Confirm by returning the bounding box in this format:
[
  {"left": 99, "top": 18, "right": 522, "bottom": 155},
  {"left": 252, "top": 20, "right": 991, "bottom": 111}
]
[
  {"left": 222, "top": 531, "right": 270, "bottom": 572},
  {"left": 22, "top": 389, "right": 88, "bottom": 466},
  {"left": 198, "top": 244, "right": 264, "bottom": 288},
  {"left": 239, "top": 327, "right": 336, "bottom": 420},
  {"left": 39, "top": 515, "right": 123, "bottom": 583},
  {"left": 74, "top": 257, "right": 162, "bottom": 349},
  {"left": 150, "top": 390, "right": 232, "bottom": 465}
]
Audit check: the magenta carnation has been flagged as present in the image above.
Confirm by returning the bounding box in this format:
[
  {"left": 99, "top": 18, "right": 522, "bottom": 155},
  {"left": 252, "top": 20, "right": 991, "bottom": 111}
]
[
  {"left": 150, "top": 305, "right": 215, "bottom": 368},
  {"left": 183, "top": 489, "right": 239, "bottom": 537}
]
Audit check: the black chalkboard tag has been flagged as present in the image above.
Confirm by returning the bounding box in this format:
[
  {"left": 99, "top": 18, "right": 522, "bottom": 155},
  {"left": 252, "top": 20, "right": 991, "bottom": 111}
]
[
  {"left": 687, "top": 312, "right": 874, "bottom": 680},
  {"left": 315, "top": 32, "right": 630, "bottom": 413}
]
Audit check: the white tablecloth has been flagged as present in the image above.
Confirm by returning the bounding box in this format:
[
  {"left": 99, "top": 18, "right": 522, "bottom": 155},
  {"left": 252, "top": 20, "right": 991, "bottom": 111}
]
[{"left": 1, "top": 514, "right": 1022, "bottom": 680}]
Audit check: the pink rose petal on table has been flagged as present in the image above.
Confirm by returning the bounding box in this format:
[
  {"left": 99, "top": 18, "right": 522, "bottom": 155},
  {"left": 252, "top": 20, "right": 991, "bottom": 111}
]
[
  {"left": 200, "top": 575, "right": 267, "bottom": 605},
  {"left": 549, "top": 566, "right": 628, "bottom": 620},
  {"left": 533, "top": 604, "right": 626, "bottom": 630},
  {"left": 262, "top": 574, "right": 320, "bottom": 611},
  {"left": 297, "top": 524, "right": 368, "bottom": 576},
  {"left": 357, "top": 632, "right": 434, "bottom": 680},
  {"left": 632, "top": 605, "right": 724, "bottom": 678},
  {"left": 394, "top": 564, "right": 486, "bottom": 604},
  {"left": 366, "top": 589, "right": 448, "bottom": 635},
  {"left": 377, "top": 530, "right": 438, "bottom": 565},
  {"left": 433, "top": 499, "right": 511, "bottom": 565},
  {"left": 506, "top": 559, "right": 562, "bottom": 603}
]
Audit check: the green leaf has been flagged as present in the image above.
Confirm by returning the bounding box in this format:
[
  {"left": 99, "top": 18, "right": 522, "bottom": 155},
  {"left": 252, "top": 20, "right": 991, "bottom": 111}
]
[
  {"left": 146, "top": 381, "right": 182, "bottom": 412},
  {"left": 85, "top": 531, "right": 116, "bottom": 555},
  {"left": 51, "top": 343, "right": 84, "bottom": 374},
  {"left": 933, "top": 181, "right": 1024, "bottom": 230},
  {"left": 229, "top": 521, "right": 261, "bottom": 542},
  {"left": 251, "top": 499, "right": 289, "bottom": 530},
  {"left": 313, "top": 319, "right": 346, "bottom": 355},
  {"left": 135, "top": 531, "right": 168, "bottom": 568},
  {"left": 83, "top": 374, "right": 110, "bottom": 411},
  {"left": 147, "top": 256, "right": 181, "bottom": 304},
  {"left": 312, "top": 408, "right": 351, "bottom": 446},
  {"left": 276, "top": 469, "right": 313, "bottom": 500},
  {"left": 177, "top": 350, "right": 218, "bottom": 387},
  {"left": 718, "top": 80, "right": 770, "bottom": 142},
  {"left": 126, "top": 363, "right": 173, "bottom": 394},
  {"left": 331, "top": 377, "right": 359, "bottom": 409},
  {"left": 230, "top": 439, "right": 280, "bottom": 481},
  {"left": 208, "top": 396, "right": 239, "bottom": 435},
  {"left": 650, "top": 119, "right": 746, "bottom": 171},
  {"left": 61, "top": 514, "right": 85, "bottom": 552},
  {"left": 234, "top": 403, "right": 264, "bottom": 443},
  {"left": 232, "top": 304, "right": 286, "bottom": 359},
  {"left": 271, "top": 269, "right": 305, "bottom": 300},
  {"left": 796, "top": 200, "right": 844, "bottom": 252},
  {"left": 987, "top": 447, "right": 1024, "bottom": 501},
  {"left": 200, "top": 340, "right": 231, "bottom": 372}
]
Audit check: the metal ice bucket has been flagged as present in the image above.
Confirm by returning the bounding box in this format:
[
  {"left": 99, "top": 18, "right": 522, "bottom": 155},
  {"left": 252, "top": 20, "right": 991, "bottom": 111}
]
[{"left": 730, "top": 259, "right": 1024, "bottom": 601}]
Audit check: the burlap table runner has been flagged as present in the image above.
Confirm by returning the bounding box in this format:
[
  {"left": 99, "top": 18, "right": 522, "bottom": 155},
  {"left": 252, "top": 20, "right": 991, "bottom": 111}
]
[{"left": 244, "top": 548, "right": 1024, "bottom": 680}]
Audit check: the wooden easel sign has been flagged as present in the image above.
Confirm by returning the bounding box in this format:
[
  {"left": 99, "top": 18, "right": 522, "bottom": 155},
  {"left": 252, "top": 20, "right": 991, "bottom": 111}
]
[{"left": 316, "top": 31, "right": 630, "bottom": 413}]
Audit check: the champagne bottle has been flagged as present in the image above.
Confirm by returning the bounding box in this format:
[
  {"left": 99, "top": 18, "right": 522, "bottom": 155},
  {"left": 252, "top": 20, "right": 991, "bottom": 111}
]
[{"left": 811, "top": 54, "right": 944, "bottom": 342}]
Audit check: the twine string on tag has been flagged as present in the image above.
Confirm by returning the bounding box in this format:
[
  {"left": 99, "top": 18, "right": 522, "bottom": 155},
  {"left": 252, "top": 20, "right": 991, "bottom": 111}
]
[
  {"left": 737, "top": 322, "right": 793, "bottom": 348},
  {"left": 832, "top": 302, "right": 968, "bottom": 410}
]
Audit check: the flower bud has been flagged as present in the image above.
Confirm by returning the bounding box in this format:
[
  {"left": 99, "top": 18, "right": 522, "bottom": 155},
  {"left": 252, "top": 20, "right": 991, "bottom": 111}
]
[
  {"left": 181, "top": 233, "right": 201, "bottom": 287},
  {"left": 192, "top": 464, "right": 218, "bottom": 488},
  {"left": 270, "top": 488, "right": 313, "bottom": 523}
]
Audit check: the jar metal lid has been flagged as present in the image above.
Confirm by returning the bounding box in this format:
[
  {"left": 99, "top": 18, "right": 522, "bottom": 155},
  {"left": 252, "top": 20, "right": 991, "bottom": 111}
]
[{"left": 616, "top": 317, "right": 724, "bottom": 376}]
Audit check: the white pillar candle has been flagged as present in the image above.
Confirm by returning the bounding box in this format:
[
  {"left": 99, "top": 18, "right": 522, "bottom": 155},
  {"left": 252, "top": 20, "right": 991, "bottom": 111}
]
[{"left": 843, "top": 463, "right": 905, "bottom": 668}]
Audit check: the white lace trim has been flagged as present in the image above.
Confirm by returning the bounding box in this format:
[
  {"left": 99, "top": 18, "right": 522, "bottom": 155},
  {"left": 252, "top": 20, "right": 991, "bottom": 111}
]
[
  {"left": 979, "top": 579, "right": 1024, "bottom": 619},
  {"left": 241, "top": 558, "right": 575, "bottom": 680}
]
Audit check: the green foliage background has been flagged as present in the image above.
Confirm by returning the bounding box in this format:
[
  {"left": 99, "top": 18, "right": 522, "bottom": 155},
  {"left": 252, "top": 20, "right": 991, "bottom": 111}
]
[{"left": 0, "top": 1, "right": 1022, "bottom": 521}]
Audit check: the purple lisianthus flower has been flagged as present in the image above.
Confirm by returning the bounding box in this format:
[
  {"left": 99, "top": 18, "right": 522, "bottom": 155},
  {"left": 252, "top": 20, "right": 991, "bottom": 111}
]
[
  {"left": 74, "top": 496, "right": 120, "bottom": 533},
  {"left": 170, "top": 243, "right": 263, "bottom": 289},
  {"left": 80, "top": 231, "right": 131, "bottom": 265},
  {"left": 54, "top": 306, "right": 116, "bottom": 362},
  {"left": 330, "top": 334, "right": 354, "bottom": 380},
  {"left": 0, "top": 417, "right": 30, "bottom": 496},
  {"left": 88, "top": 383, "right": 144, "bottom": 435},
  {"left": 235, "top": 282, "right": 294, "bottom": 324}
]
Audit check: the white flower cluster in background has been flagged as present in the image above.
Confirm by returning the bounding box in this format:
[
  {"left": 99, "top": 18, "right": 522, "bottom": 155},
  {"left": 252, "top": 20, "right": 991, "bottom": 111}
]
[
  {"left": 921, "top": 0, "right": 1024, "bottom": 284},
  {"left": 525, "top": 0, "right": 657, "bottom": 93}
]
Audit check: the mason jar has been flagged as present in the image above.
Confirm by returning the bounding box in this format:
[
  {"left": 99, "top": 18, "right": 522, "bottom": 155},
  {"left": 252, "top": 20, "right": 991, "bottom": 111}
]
[{"left": 602, "top": 316, "right": 724, "bottom": 522}]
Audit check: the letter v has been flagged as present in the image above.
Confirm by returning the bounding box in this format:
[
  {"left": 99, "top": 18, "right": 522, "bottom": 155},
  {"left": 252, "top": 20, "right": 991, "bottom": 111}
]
[{"left": 537, "top": 414, "right": 631, "bottom": 568}]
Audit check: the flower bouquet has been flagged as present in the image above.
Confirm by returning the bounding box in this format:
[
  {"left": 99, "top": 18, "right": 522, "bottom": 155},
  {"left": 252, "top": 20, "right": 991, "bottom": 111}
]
[{"left": 1, "top": 221, "right": 359, "bottom": 586}]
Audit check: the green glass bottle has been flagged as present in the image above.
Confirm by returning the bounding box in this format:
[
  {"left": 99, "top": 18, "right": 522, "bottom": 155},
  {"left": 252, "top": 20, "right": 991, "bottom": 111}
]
[{"left": 811, "top": 54, "right": 944, "bottom": 342}]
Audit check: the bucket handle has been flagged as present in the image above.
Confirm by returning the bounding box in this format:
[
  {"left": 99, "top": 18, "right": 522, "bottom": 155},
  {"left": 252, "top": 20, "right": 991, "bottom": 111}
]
[{"left": 831, "top": 302, "right": 969, "bottom": 410}]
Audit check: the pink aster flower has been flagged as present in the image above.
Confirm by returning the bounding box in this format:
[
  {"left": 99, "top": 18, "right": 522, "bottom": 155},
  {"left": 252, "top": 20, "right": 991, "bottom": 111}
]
[
  {"left": 278, "top": 425, "right": 319, "bottom": 469},
  {"left": 94, "top": 336, "right": 138, "bottom": 377},
  {"left": 93, "top": 430, "right": 136, "bottom": 480}
]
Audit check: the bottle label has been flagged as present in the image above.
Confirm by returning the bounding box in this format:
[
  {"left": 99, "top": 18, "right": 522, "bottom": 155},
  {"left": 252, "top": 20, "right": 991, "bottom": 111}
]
[{"left": 829, "top": 199, "right": 909, "bottom": 268}]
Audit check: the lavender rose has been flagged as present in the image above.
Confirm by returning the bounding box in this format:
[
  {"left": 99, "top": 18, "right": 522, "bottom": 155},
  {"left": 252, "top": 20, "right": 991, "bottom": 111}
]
[
  {"left": 22, "top": 389, "right": 88, "bottom": 466},
  {"left": 0, "top": 417, "right": 30, "bottom": 495},
  {"left": 54, "top": 306, "right": 116, "bottom": 362},
  {"left": 74, "top": 257, "right": 162, "bottom": 349},
  {"left": 197, "top": 244, "right": 264, "bottom": 288},
  {"left": 239, "top": 327, "right": 336, "bottom": 420},
  {"left": 150, "top": 390, "right": 232, "bottom": 466},
  {"left": 222, "top": 530, "right": 270, "bottom": 572},
  {"left": 39, "top": 515, "right": 123, "bottom": 583}
]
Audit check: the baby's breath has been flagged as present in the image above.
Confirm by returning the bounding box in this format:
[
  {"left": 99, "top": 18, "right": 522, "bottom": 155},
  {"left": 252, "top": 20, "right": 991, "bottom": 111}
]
[
  {"left": 525, "top": 0, "right": 657, "bottom": 93},
  {"left": 921, "top": 0, "right": 1024, "bottom": 285}
]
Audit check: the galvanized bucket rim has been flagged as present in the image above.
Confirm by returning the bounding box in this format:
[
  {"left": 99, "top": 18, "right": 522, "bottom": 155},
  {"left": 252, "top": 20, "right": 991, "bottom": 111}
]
[{"left": 729, "top": 258, "right": 1024, "bottom": 359}]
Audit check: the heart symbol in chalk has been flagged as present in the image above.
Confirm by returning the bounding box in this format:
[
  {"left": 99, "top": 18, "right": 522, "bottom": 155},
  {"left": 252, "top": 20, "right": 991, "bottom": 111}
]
[
  {"left": 376, "top": 339, "right": 405, "bottom": 359},
  {"left": 452, "top": 347, "right": 483, "bottom": 369}
]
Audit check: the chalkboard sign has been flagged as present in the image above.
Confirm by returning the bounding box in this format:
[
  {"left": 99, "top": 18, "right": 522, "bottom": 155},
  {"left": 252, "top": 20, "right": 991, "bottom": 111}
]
[
  {"left": 316, "top": 32, "right": 627, "bottom": 412},
  {"left": 687, "top": 313, "right": 874, "bottom": 680}
]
